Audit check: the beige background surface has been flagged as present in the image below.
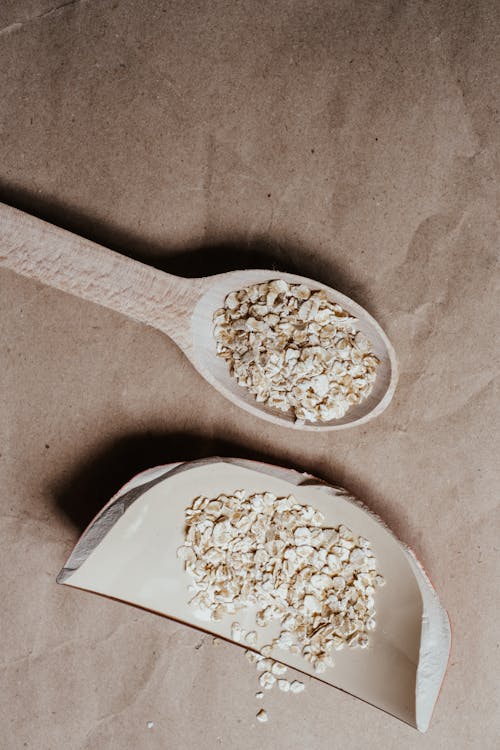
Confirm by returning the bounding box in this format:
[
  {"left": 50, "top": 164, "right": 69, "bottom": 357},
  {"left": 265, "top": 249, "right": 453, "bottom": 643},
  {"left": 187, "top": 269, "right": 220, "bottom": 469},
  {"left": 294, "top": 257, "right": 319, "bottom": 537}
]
[{"left": 0, "top": 1, "right": 498, "bottom": 748}]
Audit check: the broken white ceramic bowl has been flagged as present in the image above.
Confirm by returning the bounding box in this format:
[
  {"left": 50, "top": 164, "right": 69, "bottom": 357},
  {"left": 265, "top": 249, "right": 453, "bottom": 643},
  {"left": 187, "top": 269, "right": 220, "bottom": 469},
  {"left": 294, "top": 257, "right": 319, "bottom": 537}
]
[{"left": 57, "top": 458, "right": 450, "bottom": 731}]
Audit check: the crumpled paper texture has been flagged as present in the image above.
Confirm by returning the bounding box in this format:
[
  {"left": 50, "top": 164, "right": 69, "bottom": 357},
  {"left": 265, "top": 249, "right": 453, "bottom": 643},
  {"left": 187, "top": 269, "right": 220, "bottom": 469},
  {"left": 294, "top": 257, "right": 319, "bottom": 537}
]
[{"left": 0, "top": 1, "right": 498, "bottom": 748}]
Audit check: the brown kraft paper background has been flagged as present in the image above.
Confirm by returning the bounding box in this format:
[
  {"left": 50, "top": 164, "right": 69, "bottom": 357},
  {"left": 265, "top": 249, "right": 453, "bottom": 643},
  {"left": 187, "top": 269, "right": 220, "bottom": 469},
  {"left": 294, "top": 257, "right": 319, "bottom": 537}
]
[{"left": 0, "top": 1, "right": 498, "bottom": 748}]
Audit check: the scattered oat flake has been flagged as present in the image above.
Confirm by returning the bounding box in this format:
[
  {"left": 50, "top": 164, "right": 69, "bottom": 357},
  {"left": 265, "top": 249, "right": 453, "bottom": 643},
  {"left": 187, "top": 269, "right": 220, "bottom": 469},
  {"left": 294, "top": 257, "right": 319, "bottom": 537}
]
[
  {"left": 255, "top": 691, "right": 264, "bottom": 699},
  {"left": 245, "top": 630, "right": 258, "bottom": 646},
  {"left": 256, "top": 709, "right": 268, "bottom": 723},
  {"left": 271, "top": 661, "right": 287, "bottom": 676},
  {"left": 256, "top": 658, "right": 273, "bottom": 672},
  {"left": 290, "top": 681, "right": 305, "bottom": 694},
  {"left": 231, "top": 622, "right": 243, "bottom": 641},
  {"left": 259, "top": 671, "right": 276, "bottom": 690}
]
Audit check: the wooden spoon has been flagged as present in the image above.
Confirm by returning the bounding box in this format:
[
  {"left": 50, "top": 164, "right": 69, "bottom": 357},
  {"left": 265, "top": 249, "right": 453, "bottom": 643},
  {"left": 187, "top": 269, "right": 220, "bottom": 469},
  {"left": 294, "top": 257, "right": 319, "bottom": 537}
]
[
  {"left": 57, "top": 457, "right": 450, "bottom": 731},
  {"left": 0, "top": 202, "right": 398, "bottom": 430}
]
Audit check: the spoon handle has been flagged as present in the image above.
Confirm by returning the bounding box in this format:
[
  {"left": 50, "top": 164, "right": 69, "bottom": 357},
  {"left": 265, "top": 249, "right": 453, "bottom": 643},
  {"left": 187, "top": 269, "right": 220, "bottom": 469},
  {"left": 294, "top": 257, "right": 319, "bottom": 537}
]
[{"left": 0, "top": 203, "right": 203, "bottom": 347}]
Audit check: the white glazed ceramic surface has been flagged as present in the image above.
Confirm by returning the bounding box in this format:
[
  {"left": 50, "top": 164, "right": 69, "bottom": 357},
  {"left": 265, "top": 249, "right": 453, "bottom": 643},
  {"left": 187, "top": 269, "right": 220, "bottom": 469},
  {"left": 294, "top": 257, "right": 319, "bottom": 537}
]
[{"left": 58, "top": 458, "right": 450, "bottom": 732}]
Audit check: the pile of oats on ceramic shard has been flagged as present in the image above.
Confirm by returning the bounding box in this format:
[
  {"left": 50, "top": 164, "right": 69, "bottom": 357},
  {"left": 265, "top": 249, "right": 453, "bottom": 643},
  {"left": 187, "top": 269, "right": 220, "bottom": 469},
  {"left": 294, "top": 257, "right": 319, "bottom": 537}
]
[
  {"left": 177, "top": 489, "right": 385, "bottom": 677},
  {"left": 213, "top": 280, "right": 379, "bottom": 422}
]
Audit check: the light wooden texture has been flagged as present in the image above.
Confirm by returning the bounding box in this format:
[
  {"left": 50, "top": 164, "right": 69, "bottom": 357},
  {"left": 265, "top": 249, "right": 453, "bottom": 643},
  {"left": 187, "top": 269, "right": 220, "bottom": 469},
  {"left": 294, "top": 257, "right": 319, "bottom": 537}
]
[
  {"left": 0, "top": 202, "right": 204, "bottom": 351},
  {"left": 0, "top": 202, "right": 398, "bottom": 430},
  {"left": 58, "top": 457, "right": 451, "bottom": 732}
]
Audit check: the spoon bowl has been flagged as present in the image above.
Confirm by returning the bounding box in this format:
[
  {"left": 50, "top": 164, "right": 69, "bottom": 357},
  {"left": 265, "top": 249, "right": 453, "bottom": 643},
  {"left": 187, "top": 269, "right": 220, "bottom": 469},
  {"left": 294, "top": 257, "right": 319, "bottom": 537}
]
[
  {"left": 189, "top": 269, "right": 398, "bottom": 430},
  {"left": 0, "top": 203, "right": 398, "bottom": 430}
]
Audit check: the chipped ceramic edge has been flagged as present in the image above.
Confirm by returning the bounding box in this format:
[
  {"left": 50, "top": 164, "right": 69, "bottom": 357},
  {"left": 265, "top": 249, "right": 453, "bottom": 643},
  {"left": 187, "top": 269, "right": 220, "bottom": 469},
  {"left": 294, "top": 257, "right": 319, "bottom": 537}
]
[
  {"left": 56, "top": 462, "right": 182, "bottom": 582},
  {"left": 405, "top": 549, "right": 451, "bottom": 732},
  {"left": 56, "top": 456, "right": 450, "bottom": 731}
]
